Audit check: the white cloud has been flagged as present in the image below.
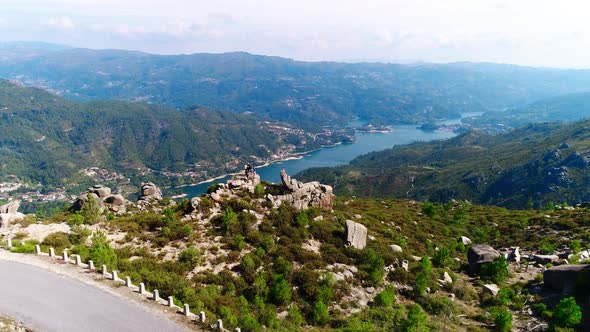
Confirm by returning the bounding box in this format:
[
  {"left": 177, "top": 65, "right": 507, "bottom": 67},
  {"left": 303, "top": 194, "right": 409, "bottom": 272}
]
[
  {"left": 45, "top": 16, "right": 75, "bottom": 30},
  {"left": 0, "top": 18, "right": 6, "bottom": 25}
]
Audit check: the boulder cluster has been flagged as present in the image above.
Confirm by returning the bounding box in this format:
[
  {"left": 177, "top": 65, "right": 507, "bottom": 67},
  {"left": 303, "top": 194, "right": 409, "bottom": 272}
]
[
  {"left": 72, "top": 184, "right": 129, "bottom": 214},
  {"left": 267, "top": 169, "right": 334, "bottom": 210}
]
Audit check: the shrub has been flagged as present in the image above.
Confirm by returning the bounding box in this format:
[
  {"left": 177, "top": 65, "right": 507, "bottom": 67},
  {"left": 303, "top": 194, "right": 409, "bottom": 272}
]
[
  {"left": 312, "top": 300, "right": 330, "bottom": 326},
  {"left": 67, "top": 213, "right": 84, "bottom": 226},
  {"left": 233, "top": 235, "right": 247, "bottom": 250},
  {"left": 374, "top": 285, "right": 396, "bottom": 307},
  {"left": 42, "top": 232, "right": 71, "bottom": 251},
  {"left": 270, "top": 274, "right": 292, "bottom": 305},
  {"left": 570, "top": 240, "right": 582, "bottom": 254},
  {"left": 81, "top": 194, "right": 102, "bottom": 224},
  {"left": 553, "top": 297, "right": 582, "bottom": 328},
  {"left": 222, "top": 207, "right": 238, "bottom": 235},
  {"left": 403, "top": 305, "right": 428, "bottom": 332},
  {"left": 179, "top": 246, "right": 201, "bottom": 269},
  {"left": 481, "top": 256, "right": 509, "bottom": 284},
  {"left": 83, "top": 231, "right": 118, "bottom": 269},
  {"left": 68, "top": 225, "right": 91, "bottom": 245},
  {"left": 414, "top": 272, "right": 428, "bottom": 296},
  {"left": 432, "top": 245, "right": 453, "bottom": 268},
  {"left": 286, "top": 305, "right": 305, "bottom": 327},
  {"left": 494, "top": 309, "right": 512, "bottom": 332},
  {"left": 254, "top": 183, "right": 265, "bottom": 198}
]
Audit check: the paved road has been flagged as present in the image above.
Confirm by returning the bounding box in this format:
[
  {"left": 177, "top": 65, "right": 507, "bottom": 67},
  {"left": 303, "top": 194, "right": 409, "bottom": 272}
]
[{"left": 0, "top": 260, "right": 188, "bottom": 332}]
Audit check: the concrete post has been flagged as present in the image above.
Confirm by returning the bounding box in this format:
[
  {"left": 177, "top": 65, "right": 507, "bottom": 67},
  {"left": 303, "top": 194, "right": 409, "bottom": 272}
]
[
  {"left": 35, "top": 245, "right": 41, "bottom": 254},
  {"left": 168, "top": 296, "right": 174, "bottom": 307},
  {"left": 63, "top": 250, "right": 69, "bottom": 262},
  {"left": 125, "top": 276, "right": 132, "bottom": 287},
  {"left": 75, "top": 254, "right": 82, "bottom": 266},
  {"left": 199, "top": 311, "right": 206, "bottom": 323},
  {"left": 88, "top": 260, "right": 95, "bottom": 270},
  {"left": 5, "top": 237, "right": 11, "bottom": 249},
  {"left": 112, "top": 270, "right": 118, "bottom": 281},
  {"left": 49, "top": 247, "right": 55, "bottom": 258},
  {"left": 102, "top": 264, "right": 108, "bottom": 276},
  {"left": 183, "top": 303, "right": 190, "bottom": 316},
  {"left": 153, "top": 289, "right": 159, "bottom": 301},
  {"left": 217, "top": 319, "right": 223, "bottom": 331},
  {"left": 139, "top": 283, "right": 145, "bottom": 295}
]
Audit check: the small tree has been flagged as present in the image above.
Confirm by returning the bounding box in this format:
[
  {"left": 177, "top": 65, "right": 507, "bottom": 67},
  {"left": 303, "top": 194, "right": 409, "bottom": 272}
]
[
  {"left": 270, "top": 274, "right": 292, "bottom": 305},
  {"left": 494, "top": 309, "right": 513, "bottom": 332},
  {"left": 222, "top": 207, "right": 237, "bottom": 235},
  {"left": 481, "top": 256, "right": 509, "bottom": 284},
  {"left": 312, "top": 300, "right": 329, "bottom": 326},
  {"left": 179, "top": 246, "right": 201, "bottom": 269},
  {"left": 374, "top": 285, "right": 396, "bottom": 306},
  {"left": 81, "top": 194, "right": 101, "bottom": 225},
  {"left": 553, "top": 297, "right": 582, "bottom": 328},
  {"left": 403, "top": 305, "right": 428, "bottom": 332}
]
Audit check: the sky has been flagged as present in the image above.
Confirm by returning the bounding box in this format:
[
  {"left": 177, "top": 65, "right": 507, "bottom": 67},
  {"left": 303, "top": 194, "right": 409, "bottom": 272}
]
[{"left": 2, "top": 0, "right": 590, "bottom": 68}]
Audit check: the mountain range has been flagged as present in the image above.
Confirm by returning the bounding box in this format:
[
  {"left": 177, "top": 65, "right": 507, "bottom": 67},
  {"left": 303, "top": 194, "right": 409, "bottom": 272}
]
[{"left": 5, "top": 42, "right": 590, "bottom": 126}]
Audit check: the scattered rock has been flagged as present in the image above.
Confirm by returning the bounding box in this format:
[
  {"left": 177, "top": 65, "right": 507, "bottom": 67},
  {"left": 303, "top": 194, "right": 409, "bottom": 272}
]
[
  {"left": 89, "top": 184, "right": 111, "bottom": 198},
  {"left": 345, "top": 220, "right": 367, "bottom": 250},
  {"left": 441, "top": 272, "right": 453, "bottom": 285},
  {"left": 468, "top": 244, "right": 500, "bottom": 273},
  {"left": 482, "top": 284, "right": 500, "bottom": 297},
  {"left": 313, "top": 215, "right": 324, "bottom": 221},
  {"left": 390, "top": 244, "right": 403, "bottom": 253},
  {"left": 459, "top": 236, "right": 472, "bottom": 246},
  {"left": 354, "top": 214, "right": 362, "bottom": 219},
  {"left": 401, "top": 260, "right": 409, "bottom": 272},
  {"left": 530, "top": 254, "right": 559, "bottom": 265}
]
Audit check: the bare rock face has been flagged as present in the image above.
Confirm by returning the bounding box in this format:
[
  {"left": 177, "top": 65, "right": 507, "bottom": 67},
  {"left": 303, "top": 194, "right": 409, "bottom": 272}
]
[
  {"left": 139, "top": 182, "right": 163, "bottom": 202},
  {"left": 0, "top": 200, "right": 25, "bottom": 228},
  {"left": 346, "top": 220, "right": 367, "bottom": 249},
  {"left": 280, "top": 168, "right": 293, "bottom": 190},
  {"left": 544, "top": 264, "right": 590, "bottom": 295},
  {"left": 468, "top": 244, "right": 501, "bottom": 273},
  {"left": 482, "top": 284, "right": 500, "bottom": 297}
]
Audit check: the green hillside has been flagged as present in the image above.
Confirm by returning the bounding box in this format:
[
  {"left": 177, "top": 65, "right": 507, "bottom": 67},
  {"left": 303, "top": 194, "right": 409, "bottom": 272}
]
[
  {"left": 298, "top": 120, "right": 590, "bottom": 208},
  {"left": 0, "top": 80, "right": 344, "bottom": 188},
  {"left": 468, "top": 92, "right": 590, "bottom": 131}
]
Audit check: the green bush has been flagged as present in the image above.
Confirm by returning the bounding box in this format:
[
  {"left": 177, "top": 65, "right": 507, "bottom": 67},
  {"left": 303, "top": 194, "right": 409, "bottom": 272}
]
[
  {"left": 553, "top": 297, "right": 582, "bottom": 328},
  {"left": 270, "top": 274, "right": 292, "bottom": 305},
  {"left": 179, "top": 246, "right": 201, "bottom": 269},
  {"left": 374, "top": 285, "right": 396, "bottom": 307},
  {"left": 494, "top": 309, "right": 512, "bottom": 332},
  {"left": 570, "top": 240, "right": 582, "bottom": 254},
  {"left": 42, "top": 232, "right": 71, "bottom": 251},
  {"left": 222, "top": 207, "right": 238, "bottom": 235},
  {"left": 403, "top": 304, "right": 428, "bottom": 332},
  {"left": 68, "top": 225, "right": 91, "bottom": 245},
  {"left": 481, "top": 256, "right": 509, "bottom": 284},
  {"left": 67, "top": 212, "right": 84, "bottom": 226},
  {"left": 313, "top": 300, "right": 330, "bottom": 326},
  {"left": 414, "top": 272, "right": 428, "bottom": 296}
]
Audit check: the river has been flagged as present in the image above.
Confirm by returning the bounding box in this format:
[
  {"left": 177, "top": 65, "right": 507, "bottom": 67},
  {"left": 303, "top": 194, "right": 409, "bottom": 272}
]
[{"left": 180, "top": 123, "right": 472, "bottom": 198}]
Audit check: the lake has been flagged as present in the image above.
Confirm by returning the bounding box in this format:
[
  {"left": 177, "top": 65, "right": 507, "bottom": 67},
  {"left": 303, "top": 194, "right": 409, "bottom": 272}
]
[{"left": 180, "top": 122, "right": 462, "bottom": 197}]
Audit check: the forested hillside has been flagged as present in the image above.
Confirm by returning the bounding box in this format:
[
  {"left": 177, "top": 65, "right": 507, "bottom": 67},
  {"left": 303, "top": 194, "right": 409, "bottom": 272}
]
[
  {"left": 298, "top": 120, "right": 590, "bottom": 208},
  {"left": 0, "top": 80, "right": 344, "bottom": 188},
  {"left": 4, "top": 43, "right": 590, "bottom": 125}
]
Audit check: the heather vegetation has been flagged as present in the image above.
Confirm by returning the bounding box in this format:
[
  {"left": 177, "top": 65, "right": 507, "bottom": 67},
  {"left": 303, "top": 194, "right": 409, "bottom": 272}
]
[{"left": 28, "top": 188, "right": 590, "bottom": 331}]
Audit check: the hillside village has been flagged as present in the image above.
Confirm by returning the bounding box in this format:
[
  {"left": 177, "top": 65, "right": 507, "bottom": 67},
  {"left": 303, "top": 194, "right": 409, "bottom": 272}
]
[{"left": 1, "top": 168, "right": 588, "bottom": 331}]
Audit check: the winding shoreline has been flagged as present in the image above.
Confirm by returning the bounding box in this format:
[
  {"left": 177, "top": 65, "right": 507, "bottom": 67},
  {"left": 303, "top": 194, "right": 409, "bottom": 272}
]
[{"left": 174, "top": 142, "right": 345, "bottom": 190}]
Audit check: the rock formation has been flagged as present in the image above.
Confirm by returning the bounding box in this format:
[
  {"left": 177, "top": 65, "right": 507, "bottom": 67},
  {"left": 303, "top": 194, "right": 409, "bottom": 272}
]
[
  {"left": 268, "top": 169, "right": 334, "bottom": 210},
  {"left": 0, "top": 200, "right": 25, "bottom": 228},
  {"left": 71, "top": 184, "right": 129, "bottom": 214},
  {"left": 467, "top": 244, "right": 500, "bottom": 273},
  {"left": 345, "top": 219, "right": 367, "bottom": 249},
  {"left": 137, "top": 182, "right": 163, "bottom": 206}
]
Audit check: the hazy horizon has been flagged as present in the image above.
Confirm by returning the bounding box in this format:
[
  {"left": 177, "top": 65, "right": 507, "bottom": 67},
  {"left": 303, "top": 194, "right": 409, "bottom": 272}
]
[{"left": 3, "top": 0, "right": 590, "bottom": 69}]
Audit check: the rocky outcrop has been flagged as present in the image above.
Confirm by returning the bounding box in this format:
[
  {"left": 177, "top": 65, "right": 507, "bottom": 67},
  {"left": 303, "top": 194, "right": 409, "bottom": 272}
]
[
  {"left": 544, "top": 264, "right": 590, "bottom": 297},
  {"left": 138, "top": 182, "right": 163, "bottom": 202},
  {"left": 459, "top": 236, "right": 472, "bottom": 246},
  {"left": 530, "top": 254, "right": 559, "bottom": 265},
  {"left": 482, "top": 284, "right": 500, "bottom": 297},
  {"left": 72, "top": 185, "right": 129, "bottom": 214},
  {"left": 0, "top": 200, "right": 25, "bottom": 228},
  {"left": 346, "top": 220, "right": 367, "bottom": 249},
  {"left": 468, "top": 244, "right": 501, "bottom": 273},
  {"left": 268, "top": 169, "right": 334, "bottom": 210}
]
